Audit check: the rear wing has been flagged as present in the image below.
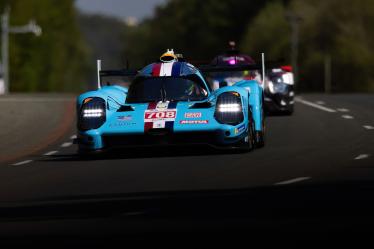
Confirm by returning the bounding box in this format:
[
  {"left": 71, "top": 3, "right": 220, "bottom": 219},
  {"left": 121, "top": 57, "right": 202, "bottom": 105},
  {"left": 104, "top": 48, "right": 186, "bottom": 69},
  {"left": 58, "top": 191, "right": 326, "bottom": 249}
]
[
  {"left": 198, "top": 53, "right": 266, "bottom": 86},
  {"left": 97, "top": 60, "right": 138, "bottom": 89}
]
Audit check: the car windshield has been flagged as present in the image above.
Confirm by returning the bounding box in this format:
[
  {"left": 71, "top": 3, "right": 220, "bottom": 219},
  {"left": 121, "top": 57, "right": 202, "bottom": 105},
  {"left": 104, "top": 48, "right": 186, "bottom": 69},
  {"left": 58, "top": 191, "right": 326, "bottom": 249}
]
[{"left": 126, "top": 76, "right": 208, "bottom": 103}]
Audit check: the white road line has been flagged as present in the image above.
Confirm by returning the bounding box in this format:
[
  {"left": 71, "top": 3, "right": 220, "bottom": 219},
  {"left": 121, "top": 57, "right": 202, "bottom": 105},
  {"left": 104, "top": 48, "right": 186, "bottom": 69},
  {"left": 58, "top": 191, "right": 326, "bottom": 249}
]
[
  {"left": 355, "top": 154, "right": 370, "bottom": 160},
  {"left": 43, "top": 151, "right": 58, "bottom": 156},
  {"left": 316, "top": 101, "right": 325, "bottom": 105},
  {"left": 337, "top": 108, "right": 350, "bottom": 112},
  {"left": 274, "top": 177, "right": 311, "bottom": 186},
  {"left": 70, "top": 135, "right": 77, "bottom": 140},
  {"left": 363, "top": 125, "right": 374, "bottom": 130},
  {"left": 341, "top": 115, "right": 354, "bottom": 119},
  {"left": 61, "top": 142, "right": 73, "bottom": 148},
  {"left": 12, "top": 160, "right": 33, "bottom": 166},
  {"left": 295, "top": 98, "right": 336, "bottom": 113}
]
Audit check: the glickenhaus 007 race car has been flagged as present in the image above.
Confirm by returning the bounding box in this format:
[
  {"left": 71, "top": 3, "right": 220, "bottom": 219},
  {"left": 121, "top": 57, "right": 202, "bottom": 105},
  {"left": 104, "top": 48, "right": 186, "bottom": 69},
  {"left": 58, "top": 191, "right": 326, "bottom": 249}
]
[{"left": 75, "top": 50, "right": 266, "bottom": 153}]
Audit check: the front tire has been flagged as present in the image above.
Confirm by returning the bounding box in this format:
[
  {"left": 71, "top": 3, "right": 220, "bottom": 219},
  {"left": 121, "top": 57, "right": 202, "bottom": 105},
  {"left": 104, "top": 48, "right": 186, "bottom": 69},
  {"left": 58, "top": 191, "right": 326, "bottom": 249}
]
[
  {"left": 255, "top": 109, "right": 265, "bottom": 148},
  {"left": 238, "top": 115, "right": 255, "bottom": 152}
]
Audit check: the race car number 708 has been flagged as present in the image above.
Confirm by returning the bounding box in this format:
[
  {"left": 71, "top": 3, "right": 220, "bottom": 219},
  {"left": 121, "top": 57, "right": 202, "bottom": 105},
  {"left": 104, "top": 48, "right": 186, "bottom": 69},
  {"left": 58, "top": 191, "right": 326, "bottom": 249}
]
[{"left": 144, "top": 110, "right": 177, "bottom": 121}]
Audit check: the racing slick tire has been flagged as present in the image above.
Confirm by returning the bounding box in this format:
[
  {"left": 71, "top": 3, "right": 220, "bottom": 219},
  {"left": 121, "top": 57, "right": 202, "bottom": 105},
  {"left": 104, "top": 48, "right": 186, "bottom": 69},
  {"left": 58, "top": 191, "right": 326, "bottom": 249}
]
[{"left": 237, "top": 113, "right": 255, "bottom": 152}]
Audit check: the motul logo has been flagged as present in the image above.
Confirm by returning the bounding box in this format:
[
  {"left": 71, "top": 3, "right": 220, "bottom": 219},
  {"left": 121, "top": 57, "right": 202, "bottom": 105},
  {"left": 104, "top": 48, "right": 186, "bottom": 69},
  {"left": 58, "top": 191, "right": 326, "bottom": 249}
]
[
  {"left": 180, "top": 120, "right": 208, "bottom": 124},
  {"left": 184, "top": 112, "right": 202, "bottom": 118}
]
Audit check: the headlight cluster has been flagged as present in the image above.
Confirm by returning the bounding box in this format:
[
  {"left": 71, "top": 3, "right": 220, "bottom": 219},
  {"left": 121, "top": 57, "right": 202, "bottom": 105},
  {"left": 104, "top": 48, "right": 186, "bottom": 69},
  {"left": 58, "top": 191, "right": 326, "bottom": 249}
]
[
  {"left": 217, "top": 103, "right": 241, "bottom": 113},
  {"left": 268, "top": 81, "right": 275, "bottom": 93},
  {"left": 215, "top": 92, "right": 244, "bottom": 125},
  {"left": 78, "top": 97, "right": 106, "bottom": 130},
  {"left": 268, "top": 80, "right": 288, "bottom": 94},
  {"left": 83, "top": 109, "right": 104, "bottom": 118}
]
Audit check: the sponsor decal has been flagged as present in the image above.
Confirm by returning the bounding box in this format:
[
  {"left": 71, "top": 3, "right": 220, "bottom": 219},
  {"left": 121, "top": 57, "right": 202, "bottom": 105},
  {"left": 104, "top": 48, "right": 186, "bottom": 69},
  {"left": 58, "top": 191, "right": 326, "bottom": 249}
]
[
  {"left": 238, "top": 124, "right": 246, "bottom": 132},
  {"left": 144, "top": 110, "right": 176, "bottom": 122},
  {"left": 235, "top": 124, "right": 246, "bottom": 134},
  {"left": 117, "top": 115, "right": 132, "bottom": 121},
  {"left": 180, "top": 120, "right": 209, "bottom": 125},
  {"left": 153, "top": 121, "right": 165, "bottom": 129},
  {"left": 144, "top": 102, "right": 178, "bottom": 131},
  {"left": 109, "top": 115, "right": 135, "bottom": 127},
  {"left": 184, "top": 112, "right": 202, "bottom": 118},
  {"left": 156, "top": 101, "right": 169, "bottom": 110},
  {"left": 109, "top": 122, "right": 136, "bottom": 127}
]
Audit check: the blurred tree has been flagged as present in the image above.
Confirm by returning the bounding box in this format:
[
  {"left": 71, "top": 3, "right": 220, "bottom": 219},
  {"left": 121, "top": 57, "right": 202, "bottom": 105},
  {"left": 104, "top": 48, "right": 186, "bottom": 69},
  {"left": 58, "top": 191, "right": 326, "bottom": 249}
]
[
  {"left": 77, "top": 13, "right": 128, "bottom": 89},
  {"left": 241, "top": 0, "right": 374, "bottom": 92},
  {"left": 241, "top": 1, "right": 290, "bottom": 62},
  {"left": 0, "top": 0, "right": 90, "bottom": 92},
  {"left": 124, "top": 0, "right": 374, "bottom": 92},
  {"left": 122, "top": 0, "right": 269, "bottom": 67}
]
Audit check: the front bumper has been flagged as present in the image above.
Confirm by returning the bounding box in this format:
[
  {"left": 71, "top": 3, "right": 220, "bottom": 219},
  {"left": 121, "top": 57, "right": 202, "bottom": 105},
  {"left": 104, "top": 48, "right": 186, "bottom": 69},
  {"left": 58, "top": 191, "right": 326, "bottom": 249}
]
[{"left": 77, "top": 124, "right": 247, "bottom": 151}]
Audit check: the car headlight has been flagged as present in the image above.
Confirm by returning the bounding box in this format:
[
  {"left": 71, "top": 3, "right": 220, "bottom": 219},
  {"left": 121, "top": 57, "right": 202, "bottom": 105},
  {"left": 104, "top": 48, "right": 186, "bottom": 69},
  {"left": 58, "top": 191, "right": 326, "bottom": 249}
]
[
  {"left": 215, "top": 92, "right": 244, "bottom": 125},
  {"left": 268, "top": 80, "right": 287, "bottom": 94},
  {"left": 82, "top": 109, "right": 104, "bottom": 118},
  {"left": 268, "top": 81, "right": 275, "bottom": 93},
  {"left": 218, "top": 103, "right": 241, "bottom": 113},
  {"left": 78, "top": 97, "right": 106, "bottom": 130}
]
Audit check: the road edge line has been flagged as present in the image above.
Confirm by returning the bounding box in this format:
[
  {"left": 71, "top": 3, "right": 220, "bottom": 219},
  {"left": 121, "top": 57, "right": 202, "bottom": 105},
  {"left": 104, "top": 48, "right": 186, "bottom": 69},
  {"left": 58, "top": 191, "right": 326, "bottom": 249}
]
[{"left": 295, "top": 97, "right": 337, "bottom": 113}]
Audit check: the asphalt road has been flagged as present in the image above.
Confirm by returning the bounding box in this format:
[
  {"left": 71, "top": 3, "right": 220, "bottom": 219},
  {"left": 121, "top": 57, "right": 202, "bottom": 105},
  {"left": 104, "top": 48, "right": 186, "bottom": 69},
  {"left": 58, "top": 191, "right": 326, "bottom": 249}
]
[
  {"left": 0, "top": 94, "right": 75, "bottom": 163},
  {"left": 0, "top": 94, "right": 373, "bottom": 203}
]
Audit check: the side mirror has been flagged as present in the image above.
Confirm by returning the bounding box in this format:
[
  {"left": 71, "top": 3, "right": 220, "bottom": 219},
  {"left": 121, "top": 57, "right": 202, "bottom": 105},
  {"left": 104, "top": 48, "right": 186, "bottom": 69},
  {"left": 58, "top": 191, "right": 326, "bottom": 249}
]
[{"left": 117, "top": 105, "right": 134, "bottom": 112}]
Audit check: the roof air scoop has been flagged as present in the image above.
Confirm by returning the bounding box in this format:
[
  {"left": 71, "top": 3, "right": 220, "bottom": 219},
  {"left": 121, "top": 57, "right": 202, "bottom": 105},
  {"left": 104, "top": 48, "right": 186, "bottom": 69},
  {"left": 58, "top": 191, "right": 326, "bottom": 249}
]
[{"left": 160, "top": 49, "right": 178, "bottom": 63}]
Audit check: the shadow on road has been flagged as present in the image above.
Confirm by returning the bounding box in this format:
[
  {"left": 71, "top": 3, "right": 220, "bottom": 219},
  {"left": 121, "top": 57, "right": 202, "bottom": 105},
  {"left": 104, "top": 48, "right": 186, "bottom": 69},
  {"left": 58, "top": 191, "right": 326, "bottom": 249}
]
[
  {"left": 2, "top": 180, "right": 374, "bottom": 245},
  {"left": 39, "top": 145, "right": 245, "bottom": 162}
]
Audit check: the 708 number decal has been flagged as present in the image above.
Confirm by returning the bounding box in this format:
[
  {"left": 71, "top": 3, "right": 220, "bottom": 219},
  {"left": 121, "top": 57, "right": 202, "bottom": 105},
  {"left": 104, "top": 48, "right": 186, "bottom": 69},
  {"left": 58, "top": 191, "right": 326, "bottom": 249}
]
[{"left": 144, "top": 110, "right": 176, "bottom": 121}]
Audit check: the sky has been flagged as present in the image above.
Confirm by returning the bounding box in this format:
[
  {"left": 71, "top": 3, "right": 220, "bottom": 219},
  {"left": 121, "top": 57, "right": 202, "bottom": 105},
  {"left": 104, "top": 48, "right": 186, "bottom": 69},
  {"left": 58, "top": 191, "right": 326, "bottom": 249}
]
[{"left": 75, "top": 0, "right": 167, "bottom": 20}]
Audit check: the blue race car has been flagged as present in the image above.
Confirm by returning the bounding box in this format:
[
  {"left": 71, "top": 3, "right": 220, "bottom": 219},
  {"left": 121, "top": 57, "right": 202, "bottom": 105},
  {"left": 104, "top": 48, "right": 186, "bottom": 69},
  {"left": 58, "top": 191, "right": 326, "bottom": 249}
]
[{"left": 76, "top": 49, "right": 265, "bottom": 153}]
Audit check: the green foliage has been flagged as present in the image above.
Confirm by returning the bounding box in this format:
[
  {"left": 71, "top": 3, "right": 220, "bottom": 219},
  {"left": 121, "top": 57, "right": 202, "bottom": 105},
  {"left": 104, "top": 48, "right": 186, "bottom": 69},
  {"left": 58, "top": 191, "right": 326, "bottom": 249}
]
[
  {"left": 0, "top": 0, "right": 89, "bottom": 92},
  {"left": 123, "top": 0, "right": 374, "bottom": 92},
  {"left": 241, "top": 0, "right": 374, "bottom": 92},
  {"left": 241, "top": 1, "right": 290, "bottom": 61},
  {"left": 123, "top": 0, "right": 268, "bottom": 67},
  {"left": 78, "top": 13, "right": 128, "bottom": 88},
  {"left": 0, "top": 0, "right": 371, "bottom": 92}
]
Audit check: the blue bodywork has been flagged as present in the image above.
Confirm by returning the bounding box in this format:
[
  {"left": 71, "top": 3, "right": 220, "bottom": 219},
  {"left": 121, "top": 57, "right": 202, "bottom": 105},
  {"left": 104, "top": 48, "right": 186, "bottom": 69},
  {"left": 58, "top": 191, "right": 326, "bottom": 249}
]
[{"left": 76, "top": 61, "right": 264, "bottom": 151}]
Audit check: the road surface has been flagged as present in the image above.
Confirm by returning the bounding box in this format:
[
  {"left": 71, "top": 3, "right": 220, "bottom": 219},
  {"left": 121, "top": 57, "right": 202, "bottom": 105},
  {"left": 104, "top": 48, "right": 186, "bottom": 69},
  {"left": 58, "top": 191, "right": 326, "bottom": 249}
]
[
  {"left": 0, "top": 94, "right": 374, "bottom": 245},
  {"left": 0, "top": 94, "right": 373, "bottom": 202}
]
